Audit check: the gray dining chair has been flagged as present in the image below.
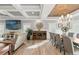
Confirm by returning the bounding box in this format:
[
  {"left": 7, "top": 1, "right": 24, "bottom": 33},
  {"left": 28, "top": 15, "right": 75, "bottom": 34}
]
[
  {"left": 76, "top": 33, "right": 79, "bottom": 39},
  {"left": 62, "top": 35, "right": 79, "bottom": 55},
  {"left": 55, "top": 34, "right": 64, "bottom": 52},
  {"left": 68, "top": 32, "right": 74, "bottom": 37},
  {"left": 55, "top": 34, "right": 61, "bottom": 48},
  {"left": 49, "top": 32, "right": 55, "bottom": 45}
]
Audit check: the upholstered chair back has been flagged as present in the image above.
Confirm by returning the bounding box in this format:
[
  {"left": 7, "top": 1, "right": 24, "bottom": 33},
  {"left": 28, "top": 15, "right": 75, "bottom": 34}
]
[
  {"left": 55, "top": 34, "right": 61, "bottom": 45},
  {"left": 62, "top": 35, "right": 74, "bottom": 55},
  {"left": 49, "top": 32, "right": 55, "bottom": 39},
  {"left": 76, "top": 33, "right": 79, "bottom": 39}
]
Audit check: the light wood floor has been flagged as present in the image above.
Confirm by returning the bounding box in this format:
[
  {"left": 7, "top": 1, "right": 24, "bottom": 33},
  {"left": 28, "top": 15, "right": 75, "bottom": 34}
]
[{"left": 14, "top": 40, "right": 63, "bottom": 55}]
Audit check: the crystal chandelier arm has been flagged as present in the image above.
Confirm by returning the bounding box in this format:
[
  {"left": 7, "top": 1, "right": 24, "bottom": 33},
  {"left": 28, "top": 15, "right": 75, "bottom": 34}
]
[{"left": 58, "top": 14, "right": 72, "bottom": 33}]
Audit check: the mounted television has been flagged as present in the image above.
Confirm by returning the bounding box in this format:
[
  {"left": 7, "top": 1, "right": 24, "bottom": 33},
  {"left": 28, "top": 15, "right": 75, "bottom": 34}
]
[{"left": 6, "top": 20, "right": 21, "bottom": 30}]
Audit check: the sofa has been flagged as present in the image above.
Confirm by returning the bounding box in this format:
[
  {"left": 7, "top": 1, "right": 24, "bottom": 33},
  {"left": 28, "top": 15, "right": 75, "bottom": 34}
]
[
  {"left": 0, "top": 38, "right": 9, "bottom": 54},
  {"left": 14, "top": 33, "right": 26, "bottom": 50},
  {"left": 0, "top": 32, "right": 26, "bottom": 55}
]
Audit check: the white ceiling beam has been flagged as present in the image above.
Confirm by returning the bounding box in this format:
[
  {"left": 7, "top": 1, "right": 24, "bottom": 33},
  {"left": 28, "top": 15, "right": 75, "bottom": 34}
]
[
  {"left": 0, "top": 9, "right": 40, "bottom": 12},
  {"left": 24, "top": 9, "right": 40, "bottom": 11},
  {"left": 12, "top": 4, "right": 29, "bottom": 18},
  {"left": 70, "top": 9, "right": 79, "bottom": 17},
  {"left": 41, "top": 4, "right": 56, "bottom": 19},
  {"left": 0, "top": 16, "right": 40, "bottom": 20},
  {"left": 0, "top": 10, "right": 15, "bottom": 17}
]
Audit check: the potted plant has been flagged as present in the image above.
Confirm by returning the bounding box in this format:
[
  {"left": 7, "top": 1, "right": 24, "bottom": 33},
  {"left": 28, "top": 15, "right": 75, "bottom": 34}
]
[{"left": 26, "top": 28, "right": 33, "bottom": 40}]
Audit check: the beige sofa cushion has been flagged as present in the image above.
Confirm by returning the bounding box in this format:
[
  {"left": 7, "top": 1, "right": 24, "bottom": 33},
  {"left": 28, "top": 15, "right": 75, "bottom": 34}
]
[
  {"left": 0, "top": 45, "right": 9, "bottom": 55},
  {"left": 0, "top": 43, "right": 6, "bottom": 48}
]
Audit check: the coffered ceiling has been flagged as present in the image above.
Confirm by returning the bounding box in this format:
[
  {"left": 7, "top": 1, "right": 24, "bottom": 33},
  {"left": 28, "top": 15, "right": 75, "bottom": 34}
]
[
  {"left": 48, "top": 4, "right": 79, "bottom": 17},
  {"left": 0, "top": 4, "right": 42, "bottom": 19},
  {"left": 0, "top": 4, "right": 79, "bottom": 20}
]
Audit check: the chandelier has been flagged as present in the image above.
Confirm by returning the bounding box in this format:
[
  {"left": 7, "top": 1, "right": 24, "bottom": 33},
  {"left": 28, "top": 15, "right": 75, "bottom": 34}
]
[{"left": 58, "top": 14, "right": 72, "bottom": 33}]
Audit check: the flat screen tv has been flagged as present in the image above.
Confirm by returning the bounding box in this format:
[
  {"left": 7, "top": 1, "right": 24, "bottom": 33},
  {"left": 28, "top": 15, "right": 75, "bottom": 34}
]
[{"left": 6, "top": 20, "right": 21, "bottom": 30}]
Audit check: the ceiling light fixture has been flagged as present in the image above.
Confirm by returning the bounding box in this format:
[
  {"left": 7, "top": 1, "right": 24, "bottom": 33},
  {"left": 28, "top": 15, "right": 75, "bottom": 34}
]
[{"left": 58, "top": 14, "right": 72, "bottom": 34}]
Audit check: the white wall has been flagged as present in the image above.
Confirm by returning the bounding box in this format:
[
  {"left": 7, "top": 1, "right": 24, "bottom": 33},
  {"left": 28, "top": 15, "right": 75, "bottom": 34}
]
[
  {"left": 48, "top": 21, "right": 63, "bottom": 34},
  {"left": 23, "top": 23, "right": 31, "bottom": 33},
  {"left": 48, "top": 18, "right": 79, "bottom": 34},
  {"left": 0, "top": 20, "right": 49, "bottom": 34},
  {"left": 0, "top": 20, "right": 5, "bottom": 37},
  {"left": 48, "top": 23, "right": 56, "bottom": 32},
  {"left": 22, "top": 20, "right": 49, "bottom": 31},
  {"left": 0, "top": 18, "right": 79, "bottom": 36},
  {"left": 68, "top": 20, "right": 79, "bottom": 33}
]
